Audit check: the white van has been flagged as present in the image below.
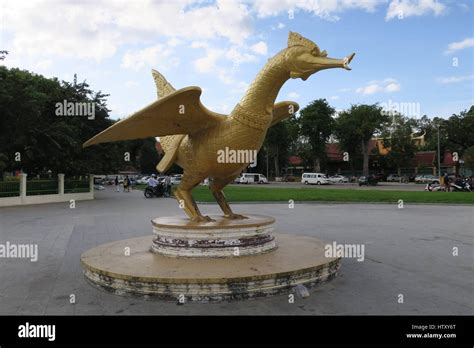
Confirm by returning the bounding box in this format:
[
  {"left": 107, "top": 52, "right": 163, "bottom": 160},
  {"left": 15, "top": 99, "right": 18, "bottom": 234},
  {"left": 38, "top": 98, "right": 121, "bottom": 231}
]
[
  {"left": 236, "top": 173, "right": 268, "bottom": 184},
  {"left": 301, "top": 173, "right": 329, "bottom": 185}
]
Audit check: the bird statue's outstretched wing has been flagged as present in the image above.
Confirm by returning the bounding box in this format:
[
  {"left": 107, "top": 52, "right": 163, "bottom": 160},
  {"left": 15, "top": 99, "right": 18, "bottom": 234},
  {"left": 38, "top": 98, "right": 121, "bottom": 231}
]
[
  {"left": 83, "top": 87, "right": 226, "bottom": 148},
  {"left": 271, "top": 101, "right": 299, "bottom": 127}
]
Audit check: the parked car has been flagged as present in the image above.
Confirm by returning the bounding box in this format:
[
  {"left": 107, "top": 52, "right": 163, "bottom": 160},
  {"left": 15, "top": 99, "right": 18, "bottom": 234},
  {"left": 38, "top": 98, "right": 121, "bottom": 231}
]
[
  {"left": 170, "top": 174, "right": 183, "bottom": 185},
  {"left": 328, "top": 175, "right": 349, "bottom": 183},
  {"left": 236, "top": 173, "right": 268, "bottom": 184},
  {"left": 424, "top": 175, "right": 440, "bottom": 184},
  {"left": 137, "top": 176, "right": 150, "bottom": 185},
  {"left": 373, "top": 173, "right": 387, "bottom": 181},
  {"left": 358, "top": 175, "right": 378, "bottom": 186},
  {"left": 415, "top": 175, "right": 440, "bottom": 184},
  {"left": 301, "top": 173, "right": 329, "bottom": 185},
  {"left": 386, "top": 174, "right": 401, "bottom": 182}
]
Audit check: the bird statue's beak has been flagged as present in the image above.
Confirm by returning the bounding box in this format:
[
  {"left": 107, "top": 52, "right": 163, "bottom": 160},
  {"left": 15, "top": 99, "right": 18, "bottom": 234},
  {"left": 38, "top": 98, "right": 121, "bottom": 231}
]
[{"left": 319, "top": 52, "right": 355, "bottom": 71}]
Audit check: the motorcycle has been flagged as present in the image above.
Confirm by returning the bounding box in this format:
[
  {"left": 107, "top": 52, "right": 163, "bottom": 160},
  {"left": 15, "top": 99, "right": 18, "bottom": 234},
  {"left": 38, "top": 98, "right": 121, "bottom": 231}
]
[
  {"left": 144, "top": 183, "right": 165, "bottom": 198},
  {"left": 424, "top": 183, "right": 444, "bottom": 192},
  {"left": 450, "top": 179, "right": 472, "bottom": 192}
]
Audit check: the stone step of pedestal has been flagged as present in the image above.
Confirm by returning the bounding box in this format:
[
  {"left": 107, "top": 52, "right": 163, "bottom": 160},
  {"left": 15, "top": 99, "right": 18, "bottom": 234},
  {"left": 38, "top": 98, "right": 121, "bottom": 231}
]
[{"left": 80, "top": 233, "right": 341, "bottom": 302}]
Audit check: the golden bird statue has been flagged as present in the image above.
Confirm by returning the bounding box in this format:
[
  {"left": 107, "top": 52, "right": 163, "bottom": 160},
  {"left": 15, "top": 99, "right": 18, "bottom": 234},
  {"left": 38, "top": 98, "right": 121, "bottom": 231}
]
[{"left": 84, "top": 32, "right": 355, "bottom": 222}]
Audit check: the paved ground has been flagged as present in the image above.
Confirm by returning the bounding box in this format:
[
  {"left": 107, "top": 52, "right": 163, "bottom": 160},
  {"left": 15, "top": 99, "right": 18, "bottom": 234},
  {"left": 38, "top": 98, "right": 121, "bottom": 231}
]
[{"left": 0, "top": 187, "right": 472, "bottom": 315}]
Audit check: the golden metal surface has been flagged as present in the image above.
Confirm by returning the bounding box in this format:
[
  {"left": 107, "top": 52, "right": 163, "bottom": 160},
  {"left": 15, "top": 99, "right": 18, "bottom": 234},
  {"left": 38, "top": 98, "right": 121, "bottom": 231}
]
[{"left": 84, "top": 32, "right": 355, "bottom": 222}]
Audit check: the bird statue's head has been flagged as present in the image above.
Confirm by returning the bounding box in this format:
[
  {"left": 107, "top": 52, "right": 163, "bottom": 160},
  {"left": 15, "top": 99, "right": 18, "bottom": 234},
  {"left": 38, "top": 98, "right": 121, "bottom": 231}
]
[{"left": 284, "top": 32, "right": 355, "bottom": 80}]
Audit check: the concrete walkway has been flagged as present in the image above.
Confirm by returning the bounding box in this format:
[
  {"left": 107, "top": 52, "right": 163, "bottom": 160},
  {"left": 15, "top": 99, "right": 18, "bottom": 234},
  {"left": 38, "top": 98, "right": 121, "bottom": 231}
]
[{"left": 0, "top": 187, "right": 472, "bottom": 315}]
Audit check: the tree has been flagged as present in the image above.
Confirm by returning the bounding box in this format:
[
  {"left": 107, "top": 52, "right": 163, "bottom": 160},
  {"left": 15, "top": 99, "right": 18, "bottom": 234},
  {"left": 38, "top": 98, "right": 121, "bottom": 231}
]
[
  {"left": 463, "top": 146, "right": 474, "bottom": 173},
  {"left": 382, "top": 115, "right": 417, "bottom": 174},
  {"left": 415, "top": 108, "right": 473, "bottom": 174},
  {"left": 0, "top": 153, "right": 7, "bottom": 179},
  {"left": 138, "top": 138, "right": 160, "bottom": 174},
  {"left": 335, "top": 104, "right": 389, "bottom": 176},
  {"left": 264, "top": 120, "right": 291, "bottom": 178},
  {"left": 334, "top": 112, "right": 361, "bottom": 176},
  {"left": 444, "top": 106, "right": 474, "bottom": 157},
  {"left": 297, "top": 99, "right": 335, "bottom": 172},
  {"left": 0, "top": 66, "right": 157, "bottom": 176},
  {"left": 0, "top": 51, "right": 7, "bottom": 60}
]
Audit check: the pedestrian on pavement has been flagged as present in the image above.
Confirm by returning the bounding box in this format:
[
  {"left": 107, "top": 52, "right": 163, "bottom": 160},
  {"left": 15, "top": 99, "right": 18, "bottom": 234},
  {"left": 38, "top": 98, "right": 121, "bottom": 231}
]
[
  {"left": 124, "top": 175, "right": 130, "bottom": 192},
  {"left": 114, "top": 176, "right": 120, "bottom": 192},
  {"left": 164, "top": 175, "right": 171, "bottom": 197}
]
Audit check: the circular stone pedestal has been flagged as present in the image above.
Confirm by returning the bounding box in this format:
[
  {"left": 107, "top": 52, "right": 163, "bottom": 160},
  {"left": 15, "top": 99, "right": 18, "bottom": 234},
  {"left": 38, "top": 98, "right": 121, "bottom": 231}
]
[
  {"left": 81, "top": 233, "right": 341, "bottom": 302},
  {"left": 151, "top": 214, "right": 276, "bottom": 257}
]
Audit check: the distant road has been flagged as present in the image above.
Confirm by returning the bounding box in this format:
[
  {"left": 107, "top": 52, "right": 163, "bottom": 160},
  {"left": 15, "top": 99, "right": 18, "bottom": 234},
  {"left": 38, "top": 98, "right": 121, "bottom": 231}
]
[{"left": 230, "top": 181, "right": 425, "bottom": 191}]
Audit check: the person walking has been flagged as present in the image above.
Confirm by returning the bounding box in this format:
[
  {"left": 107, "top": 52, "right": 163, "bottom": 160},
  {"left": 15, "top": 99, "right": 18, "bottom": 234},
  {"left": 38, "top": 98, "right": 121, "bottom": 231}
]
[
  {"left": 124, "top": 175, "right": 130, "bottom": 193},
  {"left": 444, "top": 173, "right": 450, "bottom": 192},
  {"left": 114, "top": 176, "right": 120, "bottom": 192},
  {"left": 164, "top": 175, "right": 171, "bottom": 197}
]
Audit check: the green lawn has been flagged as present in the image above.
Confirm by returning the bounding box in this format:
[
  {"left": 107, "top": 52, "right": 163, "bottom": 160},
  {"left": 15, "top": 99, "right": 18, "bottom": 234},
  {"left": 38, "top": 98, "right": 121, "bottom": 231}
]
[
  {"left": 189, "top": 185, "right": 474, "bottom": 204},
  {"left": 134, "top": 184, "right": 474, "bottom": 204}
]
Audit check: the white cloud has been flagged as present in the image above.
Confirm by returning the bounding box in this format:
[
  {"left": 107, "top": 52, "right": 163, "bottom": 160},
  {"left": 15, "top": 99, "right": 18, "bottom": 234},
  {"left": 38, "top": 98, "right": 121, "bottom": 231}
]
[
  {"left": 1, "top": 0, "right": 253, "bottom": 62},
  {"left": 288, "top": 92, "right": 300, "bottom": 99},
  {"left": 338, "top": 88, "right": 351, "bottom": 92},
  {"left": 250, "top": 41, "right": 268, "bottom": 55},
  {"left": 167, "top": 38, "right": 183, "bottom": 47},
  {"left": 194, "top": 48, "right": 225, "bottom": 73},
  {"left": 193, "top": 47, "right": 250, "bottom": 86},
  {"left": 121, "top": 44, "right": 179, "bottom": 71},
  {"left": 231, "top": 81, "right": 250, "bottom": 94},
  {"left": 34, "top": 59, "right": 53, "bottom": 71},
  {"left": 437, "top": 75, "right": 474, "bottom": 84},
  {"left": 385, "top": 82, "right": 401, "bottom": 92},
  {"left": 277, "top": 22, "right": 286, "bottom": 29},
  {"left": 194, "top": 43, "right": 267, "bottom": 83},
  {"left": 444, "top": 37, "right": 474, "bottom": 54},
  {"left": 356, "top": 78, "right": 401, "bottom": 95},
  {"left": 386, "top": 0, "right": 447, "bottom": 21},
  {"left": 253, "top": 0, "right": 382, "bottom": 21},
  {"left": 330, "top": 95, "right": 340, "bottom": 100},
  {"left": 226, "top": 46, "right": 258, "bottom": 65},
  {"left": 190, "top": 41, "right": 209, "bottom": 49}
]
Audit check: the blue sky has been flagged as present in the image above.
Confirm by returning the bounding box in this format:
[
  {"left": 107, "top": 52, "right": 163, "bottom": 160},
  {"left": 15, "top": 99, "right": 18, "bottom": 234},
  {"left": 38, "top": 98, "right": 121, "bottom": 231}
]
[{"left": 1, "top": 0, "right": 473, "bottom": 120}]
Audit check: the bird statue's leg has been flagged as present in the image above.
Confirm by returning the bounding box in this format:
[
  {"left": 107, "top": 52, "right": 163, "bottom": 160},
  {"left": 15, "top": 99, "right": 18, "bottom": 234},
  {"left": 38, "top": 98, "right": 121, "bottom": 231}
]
[
  {"left": 210, "top": 177, "right": 248, "bottom": 220},
  {"left": 174, "top": 177, "right": 214, "bottom": 223}
]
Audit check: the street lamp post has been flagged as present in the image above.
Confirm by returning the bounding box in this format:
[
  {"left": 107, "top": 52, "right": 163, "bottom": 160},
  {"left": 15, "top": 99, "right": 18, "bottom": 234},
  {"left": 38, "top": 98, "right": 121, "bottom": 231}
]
[
  {"left": 437, "top": 125, "right": 441, "bottom": 178},
  {"left": 266, "top": 147, "right": 269, "bottom": 179}
]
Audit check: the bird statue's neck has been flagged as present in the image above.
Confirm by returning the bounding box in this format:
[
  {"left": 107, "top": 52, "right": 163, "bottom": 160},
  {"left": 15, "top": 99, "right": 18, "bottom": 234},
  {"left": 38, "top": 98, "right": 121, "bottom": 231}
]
[{"left": 231, "top": 51, "right": 290, "bottom": 131}]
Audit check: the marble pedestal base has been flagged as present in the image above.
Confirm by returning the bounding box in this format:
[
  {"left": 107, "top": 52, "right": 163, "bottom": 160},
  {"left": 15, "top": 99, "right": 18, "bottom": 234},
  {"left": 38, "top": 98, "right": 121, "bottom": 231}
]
[{"left": 150, "top": 214, "right": 276, "bottom": 257}]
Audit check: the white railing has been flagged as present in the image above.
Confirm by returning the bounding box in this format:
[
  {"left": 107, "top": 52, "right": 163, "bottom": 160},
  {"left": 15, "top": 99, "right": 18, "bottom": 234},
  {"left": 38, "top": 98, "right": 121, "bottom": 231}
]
[{"left": 0, "top": 174, "right": 94, "bottom": 207}]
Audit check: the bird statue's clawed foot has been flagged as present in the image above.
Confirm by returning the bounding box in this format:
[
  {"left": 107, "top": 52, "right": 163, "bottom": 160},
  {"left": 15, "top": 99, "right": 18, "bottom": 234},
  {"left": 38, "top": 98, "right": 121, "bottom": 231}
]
[
  {"left": 223, "top": 213, "right": 248, "bottom": 220},
  {"left": 190, "top": 215, "right": 215, "bottom": 223}
]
